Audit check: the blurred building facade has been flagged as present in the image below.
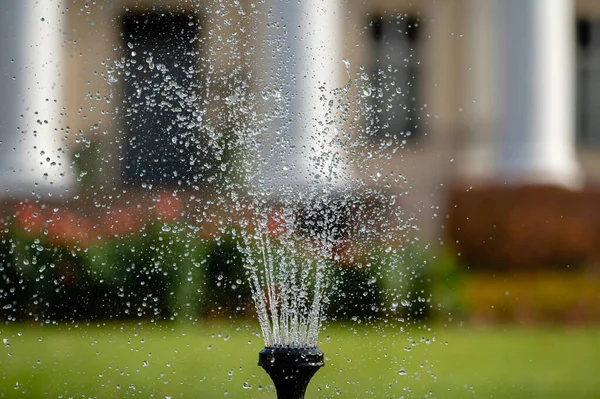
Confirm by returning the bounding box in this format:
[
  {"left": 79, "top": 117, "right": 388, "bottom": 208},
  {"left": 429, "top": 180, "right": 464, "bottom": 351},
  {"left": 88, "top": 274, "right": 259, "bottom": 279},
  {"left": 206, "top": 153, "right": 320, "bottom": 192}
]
[{"left": 2, "top": 0, "right": 600, "bottom": 235}]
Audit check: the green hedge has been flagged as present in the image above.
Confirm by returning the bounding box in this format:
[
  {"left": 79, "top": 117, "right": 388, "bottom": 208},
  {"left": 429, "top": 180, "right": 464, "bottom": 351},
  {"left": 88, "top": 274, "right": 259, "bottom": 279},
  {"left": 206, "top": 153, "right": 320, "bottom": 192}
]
[
  {"left": 1, "top": 219, "right": 210, "bottom": 321},
  {"left": 1, "top": 210, "right": 441, "bottom": 323}
]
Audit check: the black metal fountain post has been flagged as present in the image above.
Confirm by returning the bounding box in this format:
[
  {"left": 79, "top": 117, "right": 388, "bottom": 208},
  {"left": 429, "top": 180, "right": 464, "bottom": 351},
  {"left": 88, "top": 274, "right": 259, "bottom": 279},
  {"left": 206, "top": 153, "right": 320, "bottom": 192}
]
[{"left": 259, "top": 347, "right": 324, "bottom": 399}]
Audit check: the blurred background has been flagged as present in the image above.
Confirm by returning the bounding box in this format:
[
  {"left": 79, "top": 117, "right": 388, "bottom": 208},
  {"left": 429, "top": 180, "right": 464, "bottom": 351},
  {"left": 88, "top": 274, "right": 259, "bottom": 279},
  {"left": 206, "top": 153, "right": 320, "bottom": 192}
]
[{"left": 1, "top": 0, "right": 599, "bottom": 398}]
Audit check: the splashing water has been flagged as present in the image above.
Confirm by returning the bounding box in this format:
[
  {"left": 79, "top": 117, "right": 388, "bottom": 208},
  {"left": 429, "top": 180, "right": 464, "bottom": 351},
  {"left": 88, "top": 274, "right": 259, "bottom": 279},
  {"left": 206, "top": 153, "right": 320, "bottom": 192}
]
[
  {"left": 93, "top": 0, "right": 422, "bottom": 348},
  {"left": 196, "top": 0, "right": 419, "bottom": 347},
  {"left": 223, "top": 0, "right": 352, "bottom": 347}
]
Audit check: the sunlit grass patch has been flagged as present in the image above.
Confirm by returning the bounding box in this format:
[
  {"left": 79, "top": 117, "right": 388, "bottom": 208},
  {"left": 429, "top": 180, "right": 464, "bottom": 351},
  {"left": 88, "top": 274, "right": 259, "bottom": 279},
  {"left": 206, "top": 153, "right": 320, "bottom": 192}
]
[{"left": 0, "top": 322, "right": 598, "bottom": 398}]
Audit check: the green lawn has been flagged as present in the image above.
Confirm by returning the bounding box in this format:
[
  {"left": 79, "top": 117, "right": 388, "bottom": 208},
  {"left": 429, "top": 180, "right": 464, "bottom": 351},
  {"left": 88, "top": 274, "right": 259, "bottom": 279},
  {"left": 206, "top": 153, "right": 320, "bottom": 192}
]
[{"left": 0, "top": 321, "right": 598, "bottom": 398}]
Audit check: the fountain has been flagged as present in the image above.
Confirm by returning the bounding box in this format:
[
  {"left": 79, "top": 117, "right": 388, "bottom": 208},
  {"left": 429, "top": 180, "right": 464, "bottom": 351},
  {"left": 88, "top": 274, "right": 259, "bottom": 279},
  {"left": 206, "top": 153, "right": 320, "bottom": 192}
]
[
  {"left": 0, "top": 1, "right": 426, "bottom": 397},
  {"left": 3, "top": 1, "right": 598, "bottom": 398}
]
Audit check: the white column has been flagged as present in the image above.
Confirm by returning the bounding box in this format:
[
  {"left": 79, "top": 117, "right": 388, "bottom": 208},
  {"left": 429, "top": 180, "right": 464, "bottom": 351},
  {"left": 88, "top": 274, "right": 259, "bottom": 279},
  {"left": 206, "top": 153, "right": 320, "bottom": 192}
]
[
  {"left": 458, "top": 0, "right": 500, "bottom": 180},
  {"left": 0, "top": 0, "right": 73, "bottom": 199},
  {"left": 259, "top": 0, "right": 347, "bottom": 194},
  {"left": 497, "top": 0, "right": 581, "bottom": 186}
]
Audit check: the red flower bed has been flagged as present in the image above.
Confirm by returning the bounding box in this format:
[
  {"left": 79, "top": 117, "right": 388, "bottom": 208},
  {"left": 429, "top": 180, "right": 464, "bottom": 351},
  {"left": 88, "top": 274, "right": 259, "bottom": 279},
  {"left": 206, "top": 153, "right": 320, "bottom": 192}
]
[
  {"left": 15, "top": 201, "right": 45, "bottom": 236},
  {"left": 47, "top": 209, "right": 95, "bottom": 247},
  {"left": 102, "top": 206, "right": 145, "bottom": 238},
  {"left": 153, "top": 191, "right": 183, "bottom": 222}
]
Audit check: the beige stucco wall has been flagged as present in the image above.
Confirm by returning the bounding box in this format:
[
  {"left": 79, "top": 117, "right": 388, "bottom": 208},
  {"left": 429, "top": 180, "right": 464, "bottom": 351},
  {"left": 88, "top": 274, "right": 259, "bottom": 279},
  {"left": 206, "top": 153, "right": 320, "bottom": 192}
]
[
  {"left": 61, "top": 0, "right": 600, "bottom": 228},
  {"left": 61, "top": 0, "right": 466, "bottom": 236}
]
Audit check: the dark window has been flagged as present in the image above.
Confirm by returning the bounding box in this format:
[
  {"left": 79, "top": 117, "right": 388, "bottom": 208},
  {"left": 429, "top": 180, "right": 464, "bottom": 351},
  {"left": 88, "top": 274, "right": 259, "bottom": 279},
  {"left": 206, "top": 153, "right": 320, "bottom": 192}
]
[
  {"left": 122, "top": 12, "right": 201, "bottom": 186},
  {"left": 577, "top": 19, "right": 600, "bottom": 147},
  {"left": 367, "top": 14, "right": 422, "bottom": 142}
]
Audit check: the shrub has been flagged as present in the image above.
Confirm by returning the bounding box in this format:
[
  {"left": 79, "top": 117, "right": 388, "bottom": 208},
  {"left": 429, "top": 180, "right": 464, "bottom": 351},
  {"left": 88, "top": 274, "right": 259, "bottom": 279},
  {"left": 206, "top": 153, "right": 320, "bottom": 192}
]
[
  {"left": 83, "top": 221, "right": 210, "bottom": 321},
  {"left": 0, "top": 222, "right": 90, "bottom": 321},
  {"left": 447, "top": 186, "right": 600, "bottom": 270},
  {"left": 203, "top": 231, "right": 252, "bottom": 317},
  {"left": 326, "top": 261, "right": 381, "bottom": 321},
  {"left": 459, "top": 272, "right": 600, "bottom": 323},
  {"left": 0, "top": 199, "right": 211, "bottom": 322}
]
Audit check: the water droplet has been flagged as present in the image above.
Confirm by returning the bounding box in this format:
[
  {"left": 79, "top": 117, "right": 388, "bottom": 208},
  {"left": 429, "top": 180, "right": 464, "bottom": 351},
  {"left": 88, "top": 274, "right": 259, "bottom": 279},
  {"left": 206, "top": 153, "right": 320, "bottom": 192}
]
[{"left": 107, "top": 75, "right": 118, "bottom": 85}]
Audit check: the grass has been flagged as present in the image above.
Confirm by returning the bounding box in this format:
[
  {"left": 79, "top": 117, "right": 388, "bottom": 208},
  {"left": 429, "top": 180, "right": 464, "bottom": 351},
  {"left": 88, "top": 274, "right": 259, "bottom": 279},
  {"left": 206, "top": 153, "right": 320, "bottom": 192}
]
[{"left": 0, "top": 320, "right": 598, "bottom": 398}]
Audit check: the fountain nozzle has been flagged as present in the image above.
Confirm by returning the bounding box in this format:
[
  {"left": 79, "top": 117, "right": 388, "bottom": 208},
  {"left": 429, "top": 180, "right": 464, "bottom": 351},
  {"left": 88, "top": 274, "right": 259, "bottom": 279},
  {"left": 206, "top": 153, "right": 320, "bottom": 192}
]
[{"left": 258, "top": 346, "right": 324, "bottom": 399}]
